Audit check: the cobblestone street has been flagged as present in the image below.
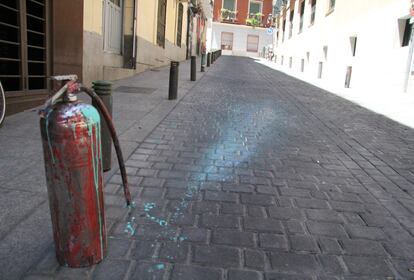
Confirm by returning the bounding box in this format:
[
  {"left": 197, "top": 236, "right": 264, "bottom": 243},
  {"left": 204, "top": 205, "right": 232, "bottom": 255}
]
[{"left": 23, "top": 56, "right": 414, "bottom": 279}]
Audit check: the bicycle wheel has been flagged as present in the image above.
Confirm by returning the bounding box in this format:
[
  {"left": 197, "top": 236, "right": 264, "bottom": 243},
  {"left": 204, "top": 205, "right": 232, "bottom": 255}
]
[{"left": 0, "top": 81, "right": 5, "bottom": 126}]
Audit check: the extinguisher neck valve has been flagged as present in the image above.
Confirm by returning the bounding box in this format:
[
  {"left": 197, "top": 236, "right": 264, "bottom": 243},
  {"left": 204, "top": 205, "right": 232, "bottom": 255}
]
[{"left": 66, "top": 93, "right": 78, "bottom": 102}]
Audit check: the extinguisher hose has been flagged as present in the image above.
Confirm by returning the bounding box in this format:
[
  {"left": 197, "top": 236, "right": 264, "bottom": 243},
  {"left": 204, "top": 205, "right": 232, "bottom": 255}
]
[{"left": 81, "top": 86, "right": 132, "bottom": 207}]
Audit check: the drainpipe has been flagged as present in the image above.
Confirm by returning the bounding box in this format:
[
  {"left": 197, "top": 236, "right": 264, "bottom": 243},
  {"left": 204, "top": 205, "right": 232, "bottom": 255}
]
[
  {"left": 404, "top": 18, "right": 414, "bottom": 93},
  {"left": 186, "top": 5, "right": 192, "bottom": 59},
  {"left": 132, "top": 0, "right": 138, "bottom": 69}
]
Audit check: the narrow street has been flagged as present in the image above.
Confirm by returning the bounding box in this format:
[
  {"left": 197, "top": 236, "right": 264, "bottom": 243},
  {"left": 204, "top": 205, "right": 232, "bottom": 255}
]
[{"left": 19, "top": 56, "right": 414, "bottom": 279}]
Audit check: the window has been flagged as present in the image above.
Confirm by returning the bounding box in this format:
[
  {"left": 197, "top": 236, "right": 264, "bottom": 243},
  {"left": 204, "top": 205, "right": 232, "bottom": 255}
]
[
  {"left": 301, "top": 59, "right": 305, "bottom": 72},
  {"left": 289, "top": 57, "right": 293, "bottom": 68},
  {"left": 282, "top": 19, "right": 286, "bottom": 41},
  {"left": 221, "top": 32, "right": 234, "bottom": 50},
  {"left": 104, "top": 0, "right": 123, "bottom": 53},
  {"left": 323, "top": 46, "right": 328, "bottom": 61},
  {"left": 310, "top": 0, "right": 316, "bottom": 25},
  {"left": 328, "top": 0, "right": 335, "bottom": 11},
  {"left": 223, "top": 0, "right": 236, "bottom": 11},
  {"left": 289, "top": 10, "right": 294, "bottom": 38},
  {"left": 281, "top": 56, "right": 284, "bottom": 65},
  {"left": 176, "top": 3, "right": 183, "bottom": 47},
  {"left": 402, "top": 19, "right": 413, "bottom": 47},
  {"left": 299, "top": 1, "right": 305, "bottom": 33},
  {"left": 350, "top": 36, "right": 357, "bottom": 56},
  {"left": 247, "top": 35, "right": 259, "bottom": 52},
  {"left": 222, "top": 0, "right": 237, "bottom": 21},
  {"left": 318, "top": 61, "right": 323, "bottom": 78},
  {"left": 157, "top": 0, "right": 167, "bottom": 47},
  {"left": 345, "top": 66, "right": 352, "bottom": 88},
  {"left": 249, "top": 1, "right": 262, "bottom": 15}
]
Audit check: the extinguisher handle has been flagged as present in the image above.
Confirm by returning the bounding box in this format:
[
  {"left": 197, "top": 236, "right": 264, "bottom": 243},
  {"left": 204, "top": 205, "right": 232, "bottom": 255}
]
[{"left": 80, "top": 86, "right": 133, "bottom": 207}]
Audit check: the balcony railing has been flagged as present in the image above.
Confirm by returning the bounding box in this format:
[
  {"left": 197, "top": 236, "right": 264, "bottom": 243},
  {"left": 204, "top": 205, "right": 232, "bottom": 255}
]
[{"left": 220, "top": 9, "right": 237, "bottom": 22}]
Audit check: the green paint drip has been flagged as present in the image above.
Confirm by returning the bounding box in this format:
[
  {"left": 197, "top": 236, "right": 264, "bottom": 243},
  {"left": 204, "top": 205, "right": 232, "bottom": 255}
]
[
  {"left": 45, "top": 109, "right": 55, "bottom": 164},
  {"left": 80, "top": 106, "right": 104, "bottom": 259}
]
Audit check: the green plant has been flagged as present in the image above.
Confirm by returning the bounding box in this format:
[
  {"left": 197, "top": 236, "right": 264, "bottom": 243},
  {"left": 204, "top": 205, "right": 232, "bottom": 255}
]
[
  {"left": 221, "top": 9, "right": 237, "bottom": 21},
  {"left": 246, "top": 12, "right": 263, "bottom": 27}
]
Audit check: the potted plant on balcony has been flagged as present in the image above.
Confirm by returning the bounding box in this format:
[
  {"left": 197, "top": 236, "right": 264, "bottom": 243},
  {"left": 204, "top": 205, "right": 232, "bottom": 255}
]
[
  {"left": 221, "top": 9, "right": 237, "bottom": 22},
  {"left": 246, "top": 12, "right": 263, "bottom": 28}
]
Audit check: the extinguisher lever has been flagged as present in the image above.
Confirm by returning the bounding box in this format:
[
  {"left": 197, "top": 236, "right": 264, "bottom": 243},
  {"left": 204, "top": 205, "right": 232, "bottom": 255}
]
[{"left": 80, "top": 86, "right": 132, "bottom": 207}]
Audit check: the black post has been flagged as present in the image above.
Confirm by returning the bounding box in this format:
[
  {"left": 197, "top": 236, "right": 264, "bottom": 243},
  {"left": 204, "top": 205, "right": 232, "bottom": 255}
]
[
  {"left": 169, "top": 61, "right": 179, "bottom": 100},
  {"left": 92, "top": 80, "right": 113, "bottom": 172},
  {"left": 201, "top": 53, "right": 206, "bottom": 72},
  {"left": 207, "top": 53, "right": 211, "bottom": 67},
  {"left": 191, "top": 56, "right": 196, "bottom": 81}
]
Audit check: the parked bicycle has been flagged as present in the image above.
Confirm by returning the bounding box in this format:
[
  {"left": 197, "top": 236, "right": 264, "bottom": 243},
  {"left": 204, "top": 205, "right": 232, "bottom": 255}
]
[{"left": 0, "top": 81, "right": 5, "bottom": 126}]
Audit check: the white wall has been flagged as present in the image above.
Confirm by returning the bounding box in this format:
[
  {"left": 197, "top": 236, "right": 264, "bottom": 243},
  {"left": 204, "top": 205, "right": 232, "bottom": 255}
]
[
  {"left": 273, "top": 0, "right": 414, "bottom": 94},
  {"left": 212, "top": 22, "right": 273, "bottom": 56}
]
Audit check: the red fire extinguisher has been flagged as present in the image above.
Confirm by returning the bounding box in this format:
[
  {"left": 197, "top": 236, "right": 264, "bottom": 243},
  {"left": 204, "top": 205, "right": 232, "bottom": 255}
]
[{"left": 39, "top": 76, "right": 131, "bottom": 267}]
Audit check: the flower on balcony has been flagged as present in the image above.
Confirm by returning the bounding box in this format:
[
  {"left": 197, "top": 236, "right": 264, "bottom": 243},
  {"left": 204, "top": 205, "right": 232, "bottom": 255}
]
[
  {"left": 246, "top": 12, "right": 264, "bottom": 27},
  {"left": 221, "top": 9, "right": 237, "bottom": 22}
]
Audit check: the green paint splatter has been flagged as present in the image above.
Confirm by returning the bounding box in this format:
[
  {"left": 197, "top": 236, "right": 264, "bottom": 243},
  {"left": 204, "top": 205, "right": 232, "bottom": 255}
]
[{"left": 80, "top": 105, "right": 104, "bottom": 259}]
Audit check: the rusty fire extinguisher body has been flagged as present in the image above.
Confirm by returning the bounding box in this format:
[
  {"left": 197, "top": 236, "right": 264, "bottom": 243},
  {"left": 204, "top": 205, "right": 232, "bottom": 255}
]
[{"left": 40, "top": 101, "right": 106, "bottom": 267}]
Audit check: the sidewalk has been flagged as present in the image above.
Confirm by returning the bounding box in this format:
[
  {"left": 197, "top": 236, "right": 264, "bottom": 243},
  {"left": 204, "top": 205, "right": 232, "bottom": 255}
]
[
  {"left": 0, "top": 57, "right": 208, "bottom": 280},
  {"left": 256, "top": 58, "right": 414, "bottom": 129}
]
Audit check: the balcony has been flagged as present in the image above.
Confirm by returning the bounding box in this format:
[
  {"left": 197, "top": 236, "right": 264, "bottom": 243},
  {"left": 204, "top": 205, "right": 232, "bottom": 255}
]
[
  {"left": 246, "top": 13, "right": 264, "bottom": 27},
  {"left": 220, "top": 9, "right": 238, "bottom": 23}
]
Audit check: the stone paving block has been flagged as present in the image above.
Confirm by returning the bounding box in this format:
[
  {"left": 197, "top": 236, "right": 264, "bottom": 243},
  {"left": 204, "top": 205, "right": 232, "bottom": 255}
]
[
  {"left": 247, "top": 206, "right": 266, "bottom": 218},
  {"left": 259, "top": 233, "right": 288, "bottom": 250},
  {"left": 192, "top": 201, "right": 218, "bottom": 214},
  {"left": 307, "top": 221, "right": 348, "bottom": 238},
  {"left": 318, "top": 237, "right": 343, "bottom": 255},
  {"left": 244, "top": 249, "right": 266, "bottom": 269},
  {"left": 228, "top": 269, "right": 262, "bottom": 280},
  {"left": 221, "top": 203, "right": 244, "bottom": 215},
  {"left": 289, "top": 235, "right": 319, "bottom": 253},
  {"left": 222, "top": 184, "right": 255, "bottom": 193},
  {"left": 107, "top": 238, "right": 132, "bottom": 259},
  {"left": 295, "top": 198, "right": 330, "bottom": 209},
  {"left": 306, "top": 209, "right": 344, "bottom": 224},
  {"left": 241, "top": 194, "right": 275, "bottom": 206},
  {"left": 345, "top": 225, "right": 387, "bottom": 240},
  {"left": 181, "top": 227, "right": 209, "bottom": 243},
  {"left": 130, "top": 240, "right": 156, "bottom": 260},
  {"left": 340, "top": 239, "right": 387, "bottom": 256},
  {"left": 171, "top": 264, "right": 223, "bottom": 280},
  {"left": 213, "top": 229, "right": 255, "bottom": 247},
  {"left": 280, "top": 188, "right": 311, "bottom": 198},
  {"left": 285, "top": 220, "right": 306, "bottom": 234},
  {"left": 92, "top": 259, "right": 131, "bottom": 280},
  {"left": 201, "top": 214, "right": 240, "bottom": 229},
  {"left": 193, "top": 245, "right": 241, "bottom": 268},
  {"left": 244, "top": 217, "right": 284, "bottom": 234},
  {"left": 265, "top": 273, "right": 313, "bottom": 280},
  {"left": 267, "top": 207, "right": 304, "bottom": 220},
  {"left": 129, "top": 261, "right": 168, "bottom": 280},
  {"left": 270, "top": 252, "right": 320, "bottom": 274},
  {"left": 257, "top": 185, "right": 278, "bottom": 195},
  {"left": 342, "top": 256, "right": 393, "bottom": 276},
  {"left": 205, "top": 191, "right": 238, "bottom": 202},
  {"left": 159, "top": 242, "right": 189, "bottom": 262},
  {"left": 318, "top": 255, "right": 344, "bottom": 275}
]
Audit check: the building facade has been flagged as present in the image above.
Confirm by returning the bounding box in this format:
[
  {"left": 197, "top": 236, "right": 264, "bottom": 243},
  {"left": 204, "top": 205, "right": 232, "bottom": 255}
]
[
  {"left": 272, "top": 0, "right": 414, "bottom": 94},
  {"left": 0, "top": 0, "right": 212, "bottom": 115},
  {"left": 210, "top": 0, "right": 274, "bottom": 56}
]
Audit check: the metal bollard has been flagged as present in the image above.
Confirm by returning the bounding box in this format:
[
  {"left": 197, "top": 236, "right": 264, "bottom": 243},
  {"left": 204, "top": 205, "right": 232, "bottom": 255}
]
[
  {"left": 169, "top": 61, "right": 179, "bottom": 100},
  {"left": 201, "top": 53, "right": 206, "bottom": 72},
  {"left": 207, "top": 53, "right": 211, "bottom": 67},
  {"left": 92, "top": 80, "right": 112, "bottom": 172},
  {"left": 191, "top": 56, "right": 197, "bottom": 81}
]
